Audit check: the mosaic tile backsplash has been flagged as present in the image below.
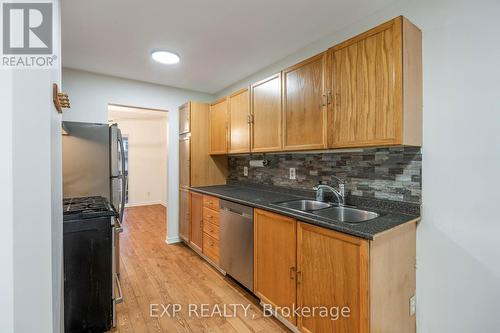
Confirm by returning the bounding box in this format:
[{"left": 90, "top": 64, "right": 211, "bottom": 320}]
[{"left": 228, "top": 147, "right": 422, "bottom": 203}]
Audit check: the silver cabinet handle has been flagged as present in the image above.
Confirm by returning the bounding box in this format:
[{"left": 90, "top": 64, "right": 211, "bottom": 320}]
[{"left": 114, "top": 273, "right": 123, "bottom": 304}]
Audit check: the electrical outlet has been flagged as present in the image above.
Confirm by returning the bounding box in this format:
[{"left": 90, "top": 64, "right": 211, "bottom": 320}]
[
  {"left": 243, "top": 166, "right": 248, "bottom": 177},
  {"left": 289, "top": 168, "right": 296, "bottom": 180},
  {"left": 409, "top": 295, "right": 416, "bottom": 316}
]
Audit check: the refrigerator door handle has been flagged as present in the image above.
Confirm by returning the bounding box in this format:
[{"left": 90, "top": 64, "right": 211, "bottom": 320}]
[
  {"left": 117, "top": 130, "right": 127, "bottom": 223},
  {"left": 111, "top": 223, "right": 117, "bottom": 327}
]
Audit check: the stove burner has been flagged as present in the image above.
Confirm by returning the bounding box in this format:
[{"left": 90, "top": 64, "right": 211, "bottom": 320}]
[{"left": 63, "top": 196, "right": 116, "bottom": 221}]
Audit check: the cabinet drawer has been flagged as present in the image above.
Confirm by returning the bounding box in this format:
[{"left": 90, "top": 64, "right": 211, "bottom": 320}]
[
  {"left": 203, "top": 195, "right": 220, "bottom": 211},
  {"left": 203, "top": 207, "right": 220, "bottom": 226},
  {"left": 203, "top": 221, "right": 219, "bottom": 240},
  {"left": 203, "top": 233, "right": 219, "bottom": 264}
]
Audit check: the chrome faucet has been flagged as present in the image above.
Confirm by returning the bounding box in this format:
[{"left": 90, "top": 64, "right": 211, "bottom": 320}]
[{"left": 313, "top": 176, "right": 346, "bottom": 206}]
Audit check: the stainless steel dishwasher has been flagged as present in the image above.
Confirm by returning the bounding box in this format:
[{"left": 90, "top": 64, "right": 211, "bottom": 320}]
[{"left": 219, "top": 200, "right": 254, "bottom": 291}]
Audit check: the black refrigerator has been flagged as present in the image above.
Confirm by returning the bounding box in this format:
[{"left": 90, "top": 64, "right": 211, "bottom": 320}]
[{"left": 62, "top": 122, "right": 126, "bottom": 332}]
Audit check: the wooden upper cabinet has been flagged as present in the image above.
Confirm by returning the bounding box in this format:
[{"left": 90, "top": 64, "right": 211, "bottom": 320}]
[
  {"left": 189, "top": 102, "right": 228, "bottom": 187},
  {"left": 297, "top": 222, "right": 369, "bottom": 333},
  {"left": 250, "top": 74, "right": 283, "bottom": 152},
  {"left": 179, "top": 133, "right": 190, "bottom": 188},
  {"left": 179, "top": 102, "right": 190, "bottom": 135},
  {"left": 254, "top": 209, "right": 297, "bottom": 325},
  {"left": 209, "top": 97, "right": 229, "bottom": 155},
  {"left": 283, "top": 53, "right": 328, "bottom": 150},
  {"left": 328, "top": 16, "right": 422, "bottom": 148},
  {"left": 190, "top": 192, "right": 203, "bottom": 253},
  {"left": 228, "top": 88, "right": 250, "bottom": 153}
]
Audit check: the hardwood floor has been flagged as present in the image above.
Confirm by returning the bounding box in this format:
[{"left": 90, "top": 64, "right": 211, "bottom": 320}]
[{"left": 110, "top": 205, "right": 288, "bottom": 333}]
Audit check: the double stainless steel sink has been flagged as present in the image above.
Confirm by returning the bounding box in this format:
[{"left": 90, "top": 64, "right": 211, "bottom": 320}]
[
  {"left": 276, "top": 199, "right": 331, "bottom": 211},
  {"left": 271, "top": 199, "right": 379, "bottom": 223}
]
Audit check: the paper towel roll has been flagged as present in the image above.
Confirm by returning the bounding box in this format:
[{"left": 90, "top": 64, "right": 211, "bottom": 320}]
[{"left": 249, "top": 159, "right": 269, "bottom": 167}]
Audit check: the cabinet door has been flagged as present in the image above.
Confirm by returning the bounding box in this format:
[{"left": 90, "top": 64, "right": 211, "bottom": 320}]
[
  {"left": 254, "top": 209, "right": 296, "bottom": 325},
  {"left": 297, "top": 222, "right": 369, "bottom": 333},
  {"left": 179, "top": 102, "right": 190, "bottom": 135},
  {"left": 250, "top": 74, "right": 282, "bottom": 152},
  {"left": 190, "top": 192, "right": 203, "bottom": 252},
  {"left": 283, "top": 53, "right": 327, "bottom": 150},
  {"left": 229, "top": 88, "right": 250, "bottom": 153},
  {"left": 179, "top": 189, "right": 191, "bottom": 242},
  {"left": 179, "top": 134, "right": 190, "bottom": 188},
  {"left": 329, "top": 19, "right": 401, "bottom": 148},
  {"left": 209, "top": 98, "right": 228, "bottom": 155},
  {"left": 190, "top": 102, "right": 228, "bottom": 186}
]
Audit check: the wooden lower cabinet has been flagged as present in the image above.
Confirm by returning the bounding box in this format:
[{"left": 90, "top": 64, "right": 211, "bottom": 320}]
[
  {"left": 179, "top": 189, "right": 190, "bottom": 242},
  {"left": 254, "top": 209, "right": 297, "bottom": 325},
  {"left": 202, "top": 195, "right": 220, "bottom": 265},
  {"left": 189, "top": 192, "right": 203, "bottom": 252},
  {"left": 203, "top": 206, "right": 219, "bottom": 225},
  {"left": 297, "top": 222, "right": 369, "bottom": 333},
  {"left": 203, "top": 195, "right": 219, "bottom": 211},
  {"left": 254, "top": 209, "right": 417, "bottom": 333},
  {"left": 203, "top": 220, "right": 219, "bottom": 240},
  {"left": 202, "top": 233, "right": 220, "bottom": 264}
]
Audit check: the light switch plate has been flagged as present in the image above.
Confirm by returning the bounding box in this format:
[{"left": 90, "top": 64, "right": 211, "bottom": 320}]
[
  {"left": 409, "top": 295, "right": 416, "bottom": 316},
  {"left": 243, "top": 166, "right": 248, "bottom": 177},
  {"left": 289, "top": 168, "right": 296, "bottom": 180}
]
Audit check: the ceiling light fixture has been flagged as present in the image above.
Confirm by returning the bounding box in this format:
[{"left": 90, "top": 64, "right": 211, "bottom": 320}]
[{"left": 151, "top": 50, "right": 180, "bottom": 65}]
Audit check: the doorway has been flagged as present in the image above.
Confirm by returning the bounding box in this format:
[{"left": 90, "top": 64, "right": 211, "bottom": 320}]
[{"left": 108, "top": 104, "right": 168, "bottom": 208}]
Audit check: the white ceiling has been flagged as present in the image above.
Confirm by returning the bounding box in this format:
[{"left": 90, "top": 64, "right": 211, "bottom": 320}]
[{"left": 62, "top": 0, "right": 395, "bottom": 94}]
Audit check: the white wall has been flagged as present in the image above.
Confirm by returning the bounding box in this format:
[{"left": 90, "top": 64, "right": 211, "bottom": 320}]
[
  {"left": 0, "top": 58, "right": 14, "bottom": 333},
  {"left": 0, "top": 1, "right": 63, "bottom": 332},
  {"left": 216, "top": 0, "right": 500, "bottom": 331},
  {"left": 62, "top": 68, "right": 213, "bottom": 243},
  {"left": 114, "top": 117, "right": 168, "bottom": 207}
]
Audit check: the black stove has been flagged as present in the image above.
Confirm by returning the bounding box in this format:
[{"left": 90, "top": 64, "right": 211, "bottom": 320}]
[
  {"left": 63, "top": 196, "right": 116, "bottom": 221},
  {"left": 63, "top": 195, "right": 116, "bottom": 332}
]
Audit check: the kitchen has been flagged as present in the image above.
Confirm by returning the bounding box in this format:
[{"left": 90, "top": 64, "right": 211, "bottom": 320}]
[
  {"left": 176, "top": 16, "right": 421, "bottom": 332},
  {"left": 2, "top": 1, "right": 499, "bottom": 333}
]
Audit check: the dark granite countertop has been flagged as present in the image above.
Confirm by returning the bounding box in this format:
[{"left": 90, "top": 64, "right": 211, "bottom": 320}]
[{"left": 190, "top": 184, "right": 420, "bottom": 240}]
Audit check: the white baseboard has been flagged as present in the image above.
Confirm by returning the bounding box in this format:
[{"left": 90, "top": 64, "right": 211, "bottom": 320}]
[
  {"left": 126, "top": 200, "right": 166, "bottom": 208},
  {"left": 165, "top": 236, "right": 181, "bottom": 244}
]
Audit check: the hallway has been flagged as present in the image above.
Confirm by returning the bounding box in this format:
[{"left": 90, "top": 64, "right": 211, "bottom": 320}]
[{"left": 110, "top": 205, "right": 287, "bottom": 332}]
